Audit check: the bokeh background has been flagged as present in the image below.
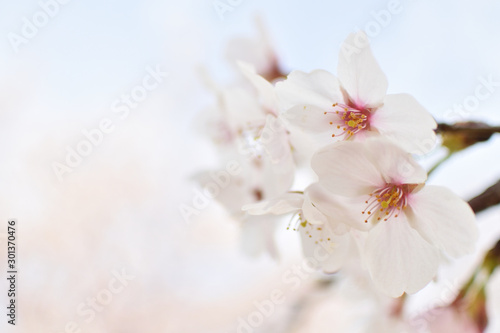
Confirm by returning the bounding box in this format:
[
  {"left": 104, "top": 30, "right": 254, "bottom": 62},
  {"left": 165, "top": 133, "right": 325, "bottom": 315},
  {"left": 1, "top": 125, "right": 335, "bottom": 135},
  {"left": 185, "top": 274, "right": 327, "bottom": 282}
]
[{"left": 1, "top": 0, "right": 500, "bottom": 332}]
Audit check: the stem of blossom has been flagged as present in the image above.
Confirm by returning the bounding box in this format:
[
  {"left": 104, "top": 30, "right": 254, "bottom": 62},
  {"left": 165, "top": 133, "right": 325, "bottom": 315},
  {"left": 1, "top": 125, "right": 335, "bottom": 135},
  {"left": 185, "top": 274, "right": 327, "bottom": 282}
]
[
  {"left": 468, "top": 179, "right": 500, "bottom": 213},
  {"left": 427, "top": 151, "right": 453, "bottom": 175},
  {"left": 390, "top": 293, "right": 406, "bottom": 317}
]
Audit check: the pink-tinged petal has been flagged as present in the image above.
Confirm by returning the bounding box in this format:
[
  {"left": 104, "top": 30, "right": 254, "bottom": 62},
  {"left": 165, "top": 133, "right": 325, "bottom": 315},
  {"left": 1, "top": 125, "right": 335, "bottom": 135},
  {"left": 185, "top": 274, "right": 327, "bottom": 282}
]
[
  {"left": 407, "top": 186, "right": 478, "bottom": 258},
  {"left": 311, "top": 141, "right": 384, "bottom": 197},
  {"left": 299, "top": 223, "right": 351, "bottom": 273},
  {"left": 237, "top": 61, "right": 278, "bottom": 113},
  {"left": 370, "top": 93, "right": 437, "bottom": 154},
  {"left": 364, "top": 215, "right": 439, "bottom": 297},
  {"left": 225, "top": 17, "right": 276, "bottom": 79},
  {"left": 363, "top": 139, "right": 427, "bottom": 185},
  {"left": 419, "top": 306, "right": 481, "bottom": 333},
  {"left": 242, "top": 192, "right": 303, "bottom": 215},
  {"left": 338, "top": 31, "right": 388, "bottom": 108},
  {"left": 275, "top": 69, "right": 343, "bottom": 111}
]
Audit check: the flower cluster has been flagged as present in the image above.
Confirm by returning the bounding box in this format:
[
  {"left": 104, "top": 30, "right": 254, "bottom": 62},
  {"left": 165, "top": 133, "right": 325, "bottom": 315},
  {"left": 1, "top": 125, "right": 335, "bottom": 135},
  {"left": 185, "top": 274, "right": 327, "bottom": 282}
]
[{"left": 200, "top": 31, "right": 478, "bottom": 297}]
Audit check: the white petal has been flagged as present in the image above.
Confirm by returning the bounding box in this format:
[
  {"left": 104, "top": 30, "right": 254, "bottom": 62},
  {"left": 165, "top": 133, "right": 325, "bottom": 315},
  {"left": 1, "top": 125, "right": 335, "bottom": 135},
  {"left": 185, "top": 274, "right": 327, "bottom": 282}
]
[
  {"left": 364, "top": 215, "right": 440, "bottom": 297},
  {"left": 364, "top": 139, "right": 428, "bottom": 185},
  {"left": 247, "top": 117, "right": 294, "bottom": 198},
  {"left": 192, "top": 170, "right": 251, "bottom": 216},
  {"left": 299, "top": 222, "right": 351, "bottom": 273},
  {"left": 275, "top": 69, "right": 343, "bottom": 111},
  {"left": 302, "top": 194, "right": 328, "bottom": 225},
  {"left": 407, "top": 186, "right": 478, "bottom": 258},
  {"left": 237, "top": 61, "right": 278, "bottom": 113},
  {"left": 311, "top": 141, "right": 383, "bottom": 197},
  {"left": 282, "top": 122, "right": 333, "bottom": 163},
  {"left": 259, "top": 139, "right": 295, "bottom": 198},
  {"left": 221, "top": 87, "right": 265, "bottom": 128},
  {"left": 282, "top": 104, "right": 339, "bottom": 138},
  {"left": 259, "top": 115, "right": 293, "bottom": 164},
  {"left": 338, "top": 31, "right": 388, "bottom": 108},
  {"left": 260, "top": 156, "right": 295, "bottom": 199},
  {"left": 242, "top": 192, "right": 303, "bottom": 215},
  {"left": 306, "top": 183, "right": 371, "bottom": 232},
  {"left": 370, "top": 93, "right": 437, "bottom": 154}
]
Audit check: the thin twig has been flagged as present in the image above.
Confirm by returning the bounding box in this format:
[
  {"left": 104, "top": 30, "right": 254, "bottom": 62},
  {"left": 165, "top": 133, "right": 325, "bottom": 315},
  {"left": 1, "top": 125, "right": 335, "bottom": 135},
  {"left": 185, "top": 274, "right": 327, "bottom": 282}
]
[
  {"left": 436, "top": 123, "right": 500, "bottom": 148},
  {"left": 436, "top": 123, "right": 500, "bottom": 135},
  {"left": 428, "top": 151, "right": 452, "bottom": 176}
]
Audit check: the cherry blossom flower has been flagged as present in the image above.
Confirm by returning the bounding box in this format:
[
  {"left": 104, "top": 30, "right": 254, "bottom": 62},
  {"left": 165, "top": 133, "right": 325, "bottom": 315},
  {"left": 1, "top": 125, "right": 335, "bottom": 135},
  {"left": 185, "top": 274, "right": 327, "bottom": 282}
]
[
  {"left": 276, "top": 31, "right": 436, "bottom": 154},
  {"left": 196, "top": 62, "right": 295, "bottom": 258},
  {"left": 226, "top": 16, "right": 284, "bottom": 82},
  {"left": 311, "top": 138, "right": 478, "bottom": 297},
  {"left": 243, "top": 185, "right": 358, "bottom": 273}
]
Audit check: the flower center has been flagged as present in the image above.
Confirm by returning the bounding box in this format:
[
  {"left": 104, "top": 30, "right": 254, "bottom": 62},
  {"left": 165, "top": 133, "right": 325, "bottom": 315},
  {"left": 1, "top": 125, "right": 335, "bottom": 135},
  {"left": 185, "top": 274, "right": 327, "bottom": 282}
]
[
  {"left": 362, "top": 184, "right": 416, "bottom": 223},
  {"left": 323, "top": 103, "right": 371, "bottom": 138}
]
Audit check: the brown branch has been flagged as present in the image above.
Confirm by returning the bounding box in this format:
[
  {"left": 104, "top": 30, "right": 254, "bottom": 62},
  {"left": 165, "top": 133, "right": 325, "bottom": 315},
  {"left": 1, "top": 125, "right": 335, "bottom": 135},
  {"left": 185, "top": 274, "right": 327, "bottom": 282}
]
[
  {"left": 468, "top": 179, "right": 500, "bottom": 213},
  {"left": 437, "top": 122, "right": 500, "bottom": 151}
]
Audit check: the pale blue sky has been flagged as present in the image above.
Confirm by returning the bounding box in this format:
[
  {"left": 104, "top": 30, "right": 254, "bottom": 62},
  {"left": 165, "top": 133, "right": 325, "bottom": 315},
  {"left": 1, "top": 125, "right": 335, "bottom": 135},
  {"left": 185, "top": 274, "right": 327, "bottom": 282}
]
[{"left": 2, "top": 0, "right": 500, "bottom": 119}]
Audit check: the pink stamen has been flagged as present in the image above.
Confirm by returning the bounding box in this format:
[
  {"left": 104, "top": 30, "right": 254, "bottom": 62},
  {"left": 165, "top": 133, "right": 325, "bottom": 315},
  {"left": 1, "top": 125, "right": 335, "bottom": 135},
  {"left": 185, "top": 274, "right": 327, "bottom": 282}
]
[
  {"left": 324, "top": 103, "right": 371, "bottom": 139},
  {"left": 362, "top": 184, "right": 417, "bottom": 223}
]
